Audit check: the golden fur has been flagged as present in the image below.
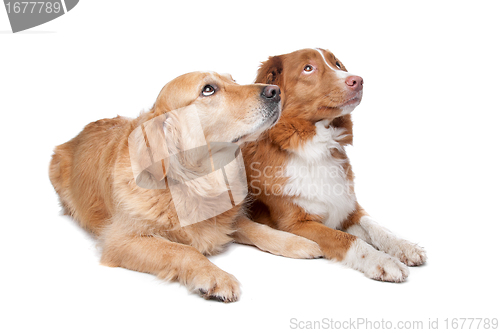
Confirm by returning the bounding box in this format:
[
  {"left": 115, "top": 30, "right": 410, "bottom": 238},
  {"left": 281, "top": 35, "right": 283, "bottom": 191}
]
[{"left": 49, "top": 71, "right": 321, "bottom": 302}]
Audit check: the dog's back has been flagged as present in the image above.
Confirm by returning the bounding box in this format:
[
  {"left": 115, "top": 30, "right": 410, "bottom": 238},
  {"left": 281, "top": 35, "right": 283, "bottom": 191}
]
[
  {"left": 48, "top": 71, "right": 326, "bottom": 302},
  {"left": 49, "top": 116, "right": 133, "bottom": 235}
]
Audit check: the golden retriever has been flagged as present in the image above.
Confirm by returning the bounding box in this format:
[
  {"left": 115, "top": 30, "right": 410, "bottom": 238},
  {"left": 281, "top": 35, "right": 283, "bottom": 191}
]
[{"left": 49, "top": 71, "right": 321, "bottom": 302}]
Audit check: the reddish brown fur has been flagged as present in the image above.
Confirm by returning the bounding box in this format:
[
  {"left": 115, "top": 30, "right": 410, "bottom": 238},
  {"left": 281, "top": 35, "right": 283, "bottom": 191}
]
[
  {"left": 246, "top": 49, "right": 427, "bottom": 277},
  {"left": 341, "top": 203, "right": 367, "bottom": 230},
  {"left": 244, "top": 49, "right": 367, "bottom": 261}
]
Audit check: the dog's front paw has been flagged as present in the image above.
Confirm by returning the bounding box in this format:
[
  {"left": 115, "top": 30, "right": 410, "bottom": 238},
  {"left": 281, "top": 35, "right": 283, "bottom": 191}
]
[
  {"left": 192, "top": 266, "right": 241, "bottom": 303},
  {"left": 354, "top": 216, "right": 427, "bottom": 267},
  {"left": 343, "top": 239, "right": 409, "bottom": 283},
  {"left": 280, "top": 234, "right": 323, "bottom": 259},
  {"left": 386, "top": 240, "right": 427, "bottom": 267},
  {"left": 365, "top": 254, "right": 409, "bottom": 283},
  {"left": 250, "top": 227, "right": 323, "bottom": 259}
]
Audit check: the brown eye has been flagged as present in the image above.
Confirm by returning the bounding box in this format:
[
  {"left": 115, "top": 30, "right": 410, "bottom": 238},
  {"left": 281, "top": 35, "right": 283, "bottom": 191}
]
[
  {"left": 335, "top": 61, "right": 342, "bottom": 69},
  {"left": 202, "top": 85, "right": 215, "bottom": 96},
  {"left": 304, "top": 65, "right": 314, "bottom": 73}
]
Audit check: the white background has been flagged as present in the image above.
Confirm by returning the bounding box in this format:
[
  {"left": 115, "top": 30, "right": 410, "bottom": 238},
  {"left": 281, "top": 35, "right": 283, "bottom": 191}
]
[{"left": 1, "top": 1, "right": 499, "bottom": 332}]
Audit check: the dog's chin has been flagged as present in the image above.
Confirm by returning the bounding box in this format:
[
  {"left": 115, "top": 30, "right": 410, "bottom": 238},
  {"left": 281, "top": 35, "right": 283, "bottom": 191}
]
[
  {"left": 338, "top": 97, "right": 361, "bottom": 115},
  {"left": 231, "top": 106, "right": 281, "bottom": 145},
  {"left": 317, "top": 96, "right": 362, "bottom": 120},
  {"left": 230, "top": 121, "right": 270, "bottom": 145}
]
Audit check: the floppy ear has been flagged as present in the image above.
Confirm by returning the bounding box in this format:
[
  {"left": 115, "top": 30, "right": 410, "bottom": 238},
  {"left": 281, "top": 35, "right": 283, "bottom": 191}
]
[{"left": 255, "top": 55, "right": 284, "bottom": 87}]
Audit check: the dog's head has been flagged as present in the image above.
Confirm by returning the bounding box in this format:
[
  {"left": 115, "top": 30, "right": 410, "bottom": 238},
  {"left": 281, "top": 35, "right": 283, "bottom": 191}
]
[
  {"left": 131, "top": 71, "right": 282, "bottom": 186},
  {"left": 255, "top": 48, "right": 363, "bottom": 123},
  {"left": 153, "top": 71, "right": 281, "bottom": 145}
]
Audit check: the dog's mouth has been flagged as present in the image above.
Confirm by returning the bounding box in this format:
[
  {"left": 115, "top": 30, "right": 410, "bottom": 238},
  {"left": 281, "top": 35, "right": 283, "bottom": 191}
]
[
  {"left": 231, "top": 135, "right": 246, "bottom": 144},
  {"left": 338, "top": 94, "right": 362, "bottom": 108},
  {"left": 266, "top": 106, "right": 281, "bottom": 126},
  {"left": 231, "top": 105, "right": 281, "bottom": 144},
  {"left": 339, "top": 97, "right": 361, "bottom": 108},
  {"left": 319, "top": 92, "right": 363, "bottom": 112}
]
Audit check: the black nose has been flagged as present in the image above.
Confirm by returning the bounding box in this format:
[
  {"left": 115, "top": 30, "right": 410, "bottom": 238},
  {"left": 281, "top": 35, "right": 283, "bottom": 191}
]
[{"left": 262, "top": 85, "right": 281, "bottom": 101}]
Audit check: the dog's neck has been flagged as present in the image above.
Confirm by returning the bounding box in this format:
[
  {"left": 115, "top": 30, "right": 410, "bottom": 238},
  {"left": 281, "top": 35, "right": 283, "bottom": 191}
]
[
  {"left": 166, "top": 143, "right": 246, "bottom": 199},
  {"left": 265, "top": 115, "right": 353, "bottom": 153}
]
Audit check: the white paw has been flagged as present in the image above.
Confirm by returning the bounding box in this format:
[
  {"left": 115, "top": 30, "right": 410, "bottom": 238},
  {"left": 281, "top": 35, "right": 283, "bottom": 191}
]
[
  {"left": 192, "top": 266, "right": 241, "bottom": 302},
  {"left": 342, "top": 239, "right": 409, "bottom": 283},
  {"left": 355, "top": 216, "right": 427, "bottom": 267},
  {"left": 387, "top": 240, "right": 427, "bottom": 267},
  {"left": 364, "top": 253, "right": 409, "bottom": 283}
]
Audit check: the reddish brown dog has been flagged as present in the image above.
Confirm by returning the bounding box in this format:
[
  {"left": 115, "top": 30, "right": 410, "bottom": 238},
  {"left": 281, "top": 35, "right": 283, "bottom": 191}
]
[{"left": 243, "top": 48, "right": 426, "bottom": 282}]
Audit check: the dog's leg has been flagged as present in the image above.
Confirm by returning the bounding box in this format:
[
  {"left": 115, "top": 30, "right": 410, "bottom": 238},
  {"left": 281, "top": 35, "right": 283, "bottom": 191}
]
[
  {"left": 342, "top": 205, "right": 427, "bottom": 266},
  {"left": 288, "top": 220, "right": 409, "bottom": 282},
  {"left": 100, "top": 224, "right": 240, "bottom": 302},
  {"left": 232, "top": 216, "right": 322, "bottom": 259}
]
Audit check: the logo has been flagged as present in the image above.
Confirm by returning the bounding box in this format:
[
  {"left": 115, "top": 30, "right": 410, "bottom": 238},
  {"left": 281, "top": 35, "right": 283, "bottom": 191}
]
[
  {"left": 3, "top": 0, "right": 79, "bottom": 33},
  {"left": 128, "top": 105, "right": 248, "bottom": 227}
]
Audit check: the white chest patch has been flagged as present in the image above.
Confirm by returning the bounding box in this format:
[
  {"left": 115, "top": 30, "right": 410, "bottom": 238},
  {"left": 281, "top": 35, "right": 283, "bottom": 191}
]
[{"left": 283, "top": 121, "right": 356, "bottom": 230}]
